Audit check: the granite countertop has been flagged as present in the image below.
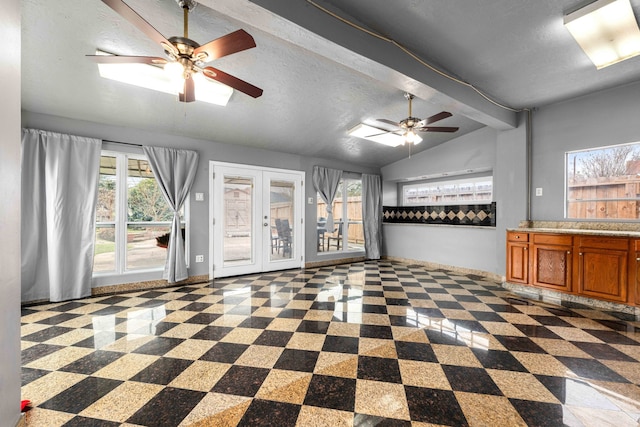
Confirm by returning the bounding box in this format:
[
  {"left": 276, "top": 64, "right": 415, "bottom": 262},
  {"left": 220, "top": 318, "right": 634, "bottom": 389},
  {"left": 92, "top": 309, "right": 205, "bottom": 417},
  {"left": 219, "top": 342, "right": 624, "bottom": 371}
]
[{"left": 509, "top": 220, "right": 640, "bottom": 238}]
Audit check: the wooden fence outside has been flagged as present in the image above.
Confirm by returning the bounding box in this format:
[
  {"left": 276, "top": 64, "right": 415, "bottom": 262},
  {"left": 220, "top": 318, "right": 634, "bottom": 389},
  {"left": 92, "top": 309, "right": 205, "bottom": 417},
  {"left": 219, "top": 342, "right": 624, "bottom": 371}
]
[
  {"left": 318, "top": 197, "right": 364, "bottom": 244},
  {"left": 567, "top": 176, "right": 640, "bottom": 219}
]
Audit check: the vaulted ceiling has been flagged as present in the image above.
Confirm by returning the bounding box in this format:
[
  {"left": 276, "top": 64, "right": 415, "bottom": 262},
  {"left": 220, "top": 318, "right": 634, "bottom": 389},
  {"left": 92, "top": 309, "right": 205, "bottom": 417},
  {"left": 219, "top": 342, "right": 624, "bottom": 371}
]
[{"left": 21, "top": 0, "right": 640, "bottom": 168}]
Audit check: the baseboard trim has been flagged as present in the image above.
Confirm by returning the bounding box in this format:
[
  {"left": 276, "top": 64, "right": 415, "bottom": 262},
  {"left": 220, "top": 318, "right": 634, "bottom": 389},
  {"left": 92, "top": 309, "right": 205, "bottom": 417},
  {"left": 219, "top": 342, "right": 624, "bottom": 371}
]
[
  {"left": 15, "top": 413, "right": 25, "bottom": 427},
  {"left": 91, "top": 275, "right": 210, "bottom": 296},
  {"left": 304, "top": 256, "right": 366, "bottom": 269},
  {"left": 382, "top": 256, "right": 502, "bottom": 282}
]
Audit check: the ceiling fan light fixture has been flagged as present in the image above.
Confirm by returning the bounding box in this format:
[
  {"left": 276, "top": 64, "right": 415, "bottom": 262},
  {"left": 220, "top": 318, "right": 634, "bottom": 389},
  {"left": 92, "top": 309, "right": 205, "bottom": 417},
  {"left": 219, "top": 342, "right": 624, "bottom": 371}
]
[
  {"left": 564, "top": 0, "right": 640, "bottom": 69},
  {"left": 96, "top": 49, "right": 233, "bottom": 105},
  {"left": 404, "top": 129, "right": 422, "bottom": 145},
  {"left": 164, "top": 61, "right": 185, "bottom": 81}
]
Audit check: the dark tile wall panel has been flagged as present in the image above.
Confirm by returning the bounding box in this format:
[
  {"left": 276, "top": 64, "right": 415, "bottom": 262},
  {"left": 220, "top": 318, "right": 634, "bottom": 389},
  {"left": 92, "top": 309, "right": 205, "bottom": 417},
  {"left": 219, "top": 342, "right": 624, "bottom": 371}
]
[{"left": 382, "top": 202, "right": 496, "bottom": 227}]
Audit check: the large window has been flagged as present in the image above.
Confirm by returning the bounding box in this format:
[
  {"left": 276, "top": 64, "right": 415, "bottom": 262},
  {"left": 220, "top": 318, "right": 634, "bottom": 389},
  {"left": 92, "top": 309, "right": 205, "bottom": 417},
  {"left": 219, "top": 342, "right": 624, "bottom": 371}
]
[
  {"left": 94, "top": 151, "right": 186, "bottom": 275},
  {"left": 317, "top": 178, "right": 363, "bottom": 253},
  {"left": 566, "top": 142, "right": 640, "bottom": 220},
  {"left": 402, "top": 175, "right": 493, "bottom": 206}
]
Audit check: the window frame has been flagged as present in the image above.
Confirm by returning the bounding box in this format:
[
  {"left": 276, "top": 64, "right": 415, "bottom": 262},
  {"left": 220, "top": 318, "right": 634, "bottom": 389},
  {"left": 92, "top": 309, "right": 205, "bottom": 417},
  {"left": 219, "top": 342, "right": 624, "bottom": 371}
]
[
  {"left": 317, "top": 177, "right": 364, "bottom": 254},
  {"left": 400, "top": 173, "right": 493, "bottom": 207},
  {"left": 565, "top": 141, "right": 640, "bottom": 220},
  {"left": 93, "top": 150, "right": 189, "bottom": 278}
]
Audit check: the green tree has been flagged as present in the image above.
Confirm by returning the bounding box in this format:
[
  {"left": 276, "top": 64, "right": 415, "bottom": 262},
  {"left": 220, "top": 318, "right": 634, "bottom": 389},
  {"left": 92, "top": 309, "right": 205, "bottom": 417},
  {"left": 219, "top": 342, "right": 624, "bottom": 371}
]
[{"left": 128, "top": 178, "right": 173, "bottom": 221}]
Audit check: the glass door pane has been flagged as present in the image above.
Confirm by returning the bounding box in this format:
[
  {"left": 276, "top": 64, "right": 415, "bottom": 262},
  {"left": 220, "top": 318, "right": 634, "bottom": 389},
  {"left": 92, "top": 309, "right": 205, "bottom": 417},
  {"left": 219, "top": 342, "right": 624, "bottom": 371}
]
[
  {"left": 269, "top": 179, "right": 295, "bottom": 261},
  {"left": 223, "top": 175, "right": 254, "bottom": 266}
]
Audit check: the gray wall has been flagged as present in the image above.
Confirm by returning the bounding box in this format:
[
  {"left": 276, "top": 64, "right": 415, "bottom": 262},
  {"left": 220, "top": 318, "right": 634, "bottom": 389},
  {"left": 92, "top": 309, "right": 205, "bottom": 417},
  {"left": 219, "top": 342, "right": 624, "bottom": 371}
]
[
  {"left": 531, "top": 81, "right": 640, "bottom": 220},
  {"left": 22, "top": 111, "right": 380, "bottom": 285},
  {"left": 0, "top": 0, "right": 22, "bottom": 424},
  {"left": 381, "top": 121, "right": 528, "bottom": 276}
]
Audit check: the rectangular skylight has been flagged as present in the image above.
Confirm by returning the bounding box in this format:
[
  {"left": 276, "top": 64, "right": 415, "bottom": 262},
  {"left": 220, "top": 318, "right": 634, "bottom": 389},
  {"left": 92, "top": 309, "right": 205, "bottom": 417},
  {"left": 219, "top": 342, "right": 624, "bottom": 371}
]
[
  {"left": 564, "top": 0, "right": 640, "bottom": 69},
  {"left": 95, "top": 50, "right": 233, "bottom": 105},
  {"left": 347, "top": 123, "right": 421, "bottom": 147}
]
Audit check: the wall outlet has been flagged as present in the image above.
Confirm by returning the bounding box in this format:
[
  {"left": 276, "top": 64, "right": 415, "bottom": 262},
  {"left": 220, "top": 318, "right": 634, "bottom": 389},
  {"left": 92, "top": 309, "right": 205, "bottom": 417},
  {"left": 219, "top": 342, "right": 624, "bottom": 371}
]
[
  {"left": 308, "top": 197, "right": 314, "bottom": 204},
  {"left": 535, "top": 187, "right": 543, "bottom": 196},
  {"left": 195, "top": 192, "right": 204, "bottom": 201},
  {"left": 195, "top": 255, "right": 204, "bottom": 263}
]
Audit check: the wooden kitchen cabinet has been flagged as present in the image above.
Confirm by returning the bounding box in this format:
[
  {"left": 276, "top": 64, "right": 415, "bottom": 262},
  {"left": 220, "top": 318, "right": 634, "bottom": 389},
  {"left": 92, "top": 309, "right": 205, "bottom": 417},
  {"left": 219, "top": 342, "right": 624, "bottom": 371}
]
[
  {"left": 532, "top": 234, "right": 573, "bottom": 293},
  {"left": 506, "top": 232, "right": 529, "bottom": 284},
  {"left": 576, "top": 236, "right": 628, "bottom": 303}
]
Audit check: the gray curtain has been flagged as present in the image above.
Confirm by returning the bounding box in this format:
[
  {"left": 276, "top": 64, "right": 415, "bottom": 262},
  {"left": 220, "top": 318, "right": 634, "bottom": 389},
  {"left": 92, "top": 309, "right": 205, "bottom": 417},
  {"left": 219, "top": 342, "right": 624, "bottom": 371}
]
[
  {"left": 143, "top": 146, "right": 198, "bottom": 283},
  {"left": 21, "top": 129, "right": 101, "bottom": 302},
  {"left": 362, "top": 173, "right": 383, "bottom": 259},
  {"left": 312, "top": 166, "right": 342, "bottom": 231}
]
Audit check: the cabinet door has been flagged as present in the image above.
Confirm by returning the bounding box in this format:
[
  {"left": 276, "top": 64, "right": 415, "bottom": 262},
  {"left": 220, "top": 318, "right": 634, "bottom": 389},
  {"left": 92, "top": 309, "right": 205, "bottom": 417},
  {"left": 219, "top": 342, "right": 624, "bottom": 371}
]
[
  {"left": 507, "top": 242, "right": 529, "bottom": 284},
  {"left": 532, "top": 244, "right": 572, "bottom": 292},
  {"left": 577, "top": 248, "right": 628, "bottom": 303}
]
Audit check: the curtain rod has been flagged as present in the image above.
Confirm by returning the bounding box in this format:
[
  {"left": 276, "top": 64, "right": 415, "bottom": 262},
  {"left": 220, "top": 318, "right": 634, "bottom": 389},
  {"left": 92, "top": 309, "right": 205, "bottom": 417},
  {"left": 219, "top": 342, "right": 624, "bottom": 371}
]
[{"left": 103, "top": 139, "right": 143, "bottom": 147}]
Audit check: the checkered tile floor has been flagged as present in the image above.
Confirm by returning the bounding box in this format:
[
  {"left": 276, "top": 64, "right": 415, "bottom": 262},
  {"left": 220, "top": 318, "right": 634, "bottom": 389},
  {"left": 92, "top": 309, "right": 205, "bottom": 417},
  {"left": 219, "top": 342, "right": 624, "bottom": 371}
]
[{"left": 21, "top": 261, "right": 640, "bottom": 426}]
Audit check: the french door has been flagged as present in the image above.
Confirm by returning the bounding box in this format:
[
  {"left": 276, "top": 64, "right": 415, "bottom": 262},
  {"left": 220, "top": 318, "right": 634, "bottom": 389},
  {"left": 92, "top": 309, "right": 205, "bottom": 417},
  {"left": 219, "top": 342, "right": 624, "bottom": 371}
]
[{"left": 210, "top": 162, "right": 304, "bottom": 278}]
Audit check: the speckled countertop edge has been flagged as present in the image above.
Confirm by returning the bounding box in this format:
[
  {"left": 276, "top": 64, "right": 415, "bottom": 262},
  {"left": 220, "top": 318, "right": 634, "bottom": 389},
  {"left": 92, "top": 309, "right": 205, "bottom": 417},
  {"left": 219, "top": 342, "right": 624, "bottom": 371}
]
[{"left": 509, "top": 220, "right": 640, "bottom": 237}]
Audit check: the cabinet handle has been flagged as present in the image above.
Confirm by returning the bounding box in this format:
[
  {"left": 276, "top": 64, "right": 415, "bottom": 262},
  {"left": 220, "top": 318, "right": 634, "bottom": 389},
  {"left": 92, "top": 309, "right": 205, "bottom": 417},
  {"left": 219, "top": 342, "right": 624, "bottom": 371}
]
[
  {"left": 637, "top": 258, "right": 640, "bottom": 262},
  {"left": 515, "top": 236, "right": 520, "bottom": 239},
  {"left": 579, "top": 252, "right": 583, "bottom": 256},
  {"left": 567, "top": 251, "right": 571, "bottom": 255},
  {"left": 524, "top": 247, "right": 527, "bottom": 250}
]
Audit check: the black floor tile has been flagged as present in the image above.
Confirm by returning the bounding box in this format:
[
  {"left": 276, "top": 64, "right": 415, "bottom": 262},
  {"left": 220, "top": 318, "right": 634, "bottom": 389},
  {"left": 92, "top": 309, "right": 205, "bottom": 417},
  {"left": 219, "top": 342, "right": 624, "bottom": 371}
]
[
  {"left": 510, "top": 398, "right": 565, "bottom": 427},
  {"left": 49, "top": 302, "right": 87, "bottom": 312},
  {"left": 572, "top": 341, "right": 637, "bottom": 362},
  {"left": 185, "top": 313, "right": 222, "bottom": 325},
  {"left": 360, "top": 324, "right": 393, "bottom": 340},
  {"left": 534, "top": 375, "right": 567, "bottom": 403},
  {"left": 237, "top": 316, "right": 273, "bottom": 329},
  {"left": 59, "top": 350, "right": 124, "bottom": 375},
  {"left": 529, "top": 315, "right": 573, "bottom": 327},
  {"left": 470, "top": 311, "right": 507, "bottom": 322},
  {"left": 357, "top": 356, "right": 402, "bottom": 383},
  {"left": 583, "top": 329, "right": 640, "bottom": 345},
  {"left": 199, "top": 342, "right": 249, "bottom": 363},
  {"left": 404, "top": 386, "right": 468, "bottom": 425},
  {"left": 63, "top": 416, "right": 122, "bottom": 426},
  {"left": 237, "top": 399, "right": 301, "bottom": 427},
  {"left": 21, "top": 367, "right": 50, "bottom": 386},
  {"left": 126, "top": 387, "right": 206, "bottom": 427},
  {"left": 22, "top": 326, "right": 74, "bottom": 342},
  {"left": 470, "top": 349, "right": 528, "bottom": 372},
  {"left": 450, "top": 319, "right": 488, "bottom": 334},
  {"left": 137, "top": 291, "right": 167, "bottom": 299},
  {"left": 303, "top": 374, "right": 356, "bottom": 412},
  {"left": 277, "top": 309, "right": 309, "bottom": 319},
  {"left": 424, "top": 329, "right": 466, "bottom": 346},
  {"left": 361, "top": 304, "right": 388, "bottom": 314},
  {"left": 296, "top": 320, "right": 330, "bottom": 334},
  {"left": 40, "top": 377, "right": 122, "bottom": 413},
  {"left": 322, "top": 335, "right": 359, "bottom": 354},
  {"left": 434, "top": 301, "right": 465, "bottom": 310},
  {"left": 21, "top": 343, "right": 65, "bottom": 364},
  {"left": 442, "top": 365, "right": 502, "bottom": 395},
  {"left": 273, "top": 349, "right": 320, "bottom": 372},
  {"left": 129, "top": 357, "right": 193, "bottom": 385},
  {"left": 180, "top": 302, "right": 213, "bottom": 312},
  {"left": 35, "top": 313, "right": 82, "bottom": 325},
  {"left": 97, "top": 296, "right": 129, "bottom": 305},
  {"left": 191, "top": 325, "right": 234, "bottom": 341},
  {"left": 72, "top": 331, "right": 126, "bottom": 350},
  {"left": 513, "top": 324, "right": 562, "bottom": 339},
  {"left": 494, "top": 336, "right": 547, "bottom": 353},
  {"left": 133, "top": 337, "right": 184, "bottom": 356},
  {"left": 253, "top": 330, "right": 293, "bottom": 347},
  {"left": 90, "top": 306, "right": 128, "bottom": 316},
  {"left": 352, "top": 414, "right": 411, "bottom": 426},
  {"left": 212, "top": 365, "right": 270, "bottom": 396},
  {"left": 556, "top": 356, "right": 631, "bottom": 382},
  {"left": 395, "top": 341, "right": 437, "bottom": 363}
]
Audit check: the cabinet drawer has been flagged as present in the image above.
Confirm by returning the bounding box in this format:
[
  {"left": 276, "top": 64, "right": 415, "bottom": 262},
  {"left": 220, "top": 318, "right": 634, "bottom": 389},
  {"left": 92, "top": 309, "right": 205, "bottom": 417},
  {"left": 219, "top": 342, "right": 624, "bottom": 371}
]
[
  {"left": 508, "top": 231, "right": 529, "bottom": 242},
  {"left": 578, "top": 236, "right": 628, "bottom": 251},
  {"left": 532, "top": 233, "right": 572, "bottom": 246}
]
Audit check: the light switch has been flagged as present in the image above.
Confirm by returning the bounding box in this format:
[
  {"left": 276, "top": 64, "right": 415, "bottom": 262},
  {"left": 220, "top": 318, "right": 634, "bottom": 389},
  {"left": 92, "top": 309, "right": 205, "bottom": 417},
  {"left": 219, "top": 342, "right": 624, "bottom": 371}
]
[
  {"left": 535, "top": 188, "right": 543, "bottom": 196},
  {"left": 195, "top": 192, "right": 204, "bottom": 201},
  {"left": 308, "top": 197, "right": 314, "bottom": 204}
]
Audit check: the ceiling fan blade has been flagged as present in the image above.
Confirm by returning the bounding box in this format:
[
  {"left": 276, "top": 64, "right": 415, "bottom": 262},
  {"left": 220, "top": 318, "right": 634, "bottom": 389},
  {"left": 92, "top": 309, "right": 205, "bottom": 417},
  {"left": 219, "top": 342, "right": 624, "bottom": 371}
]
[
  {"left": 203, "top": 67, "right": 263, "bottom": 98},
  {"left": 193, "top": 29, "right": 257, "bottom": 62},
  {"left": 101, "top": 0, "right": 172, "bottom": 48},
  {"left": 422, "top": 111, "right": 453, "bottom": 125},
  {"left": 179, "top": 76, "right": 196, "bottom": 102},
  {"left": 87, "top": 55, "right": 167, "bottom": 65},
  {"left": 374, "top": 118, "right": 401, "bottom": 129},
  {"left": 416, "top": 126, "right": 459, "bottom": 133}
]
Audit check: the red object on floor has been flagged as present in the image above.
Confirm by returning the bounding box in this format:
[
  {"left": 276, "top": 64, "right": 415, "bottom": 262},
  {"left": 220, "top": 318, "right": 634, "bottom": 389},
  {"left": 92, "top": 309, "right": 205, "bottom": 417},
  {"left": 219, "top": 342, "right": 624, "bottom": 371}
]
[{"left": 21, "top": 400, "right": 30, "bottom": 412}]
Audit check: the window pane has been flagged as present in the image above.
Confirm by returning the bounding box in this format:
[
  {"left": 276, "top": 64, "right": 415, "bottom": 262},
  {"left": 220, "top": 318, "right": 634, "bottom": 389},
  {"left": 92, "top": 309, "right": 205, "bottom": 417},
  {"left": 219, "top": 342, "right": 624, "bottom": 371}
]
[
  {"left": 127, "top": 158, "right": 174, "bottom": 222},
  {"left": 126, "top": 225, "right": 171, "bottom": 270},
  {"left": 94, "top": 225, "right": 116, "bottom": 273},
  {"left": 346, "top": 180, "right": 364, "bottom": 251},
  {"left": 97, "top": 156, "right": 116, "bottom": 222},
  {"left": 567, "top": 142, "right": 640, "bottom": 219},
  {"left": 223, "top": 175, "right": 253, "bottom": 265}
]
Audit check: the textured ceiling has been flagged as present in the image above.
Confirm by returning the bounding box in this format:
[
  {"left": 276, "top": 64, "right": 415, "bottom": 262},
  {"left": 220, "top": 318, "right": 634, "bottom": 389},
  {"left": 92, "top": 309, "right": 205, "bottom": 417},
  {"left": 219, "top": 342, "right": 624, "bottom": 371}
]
[{"left": 21, "top": 0, "right": 640, "bottom": 168}]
